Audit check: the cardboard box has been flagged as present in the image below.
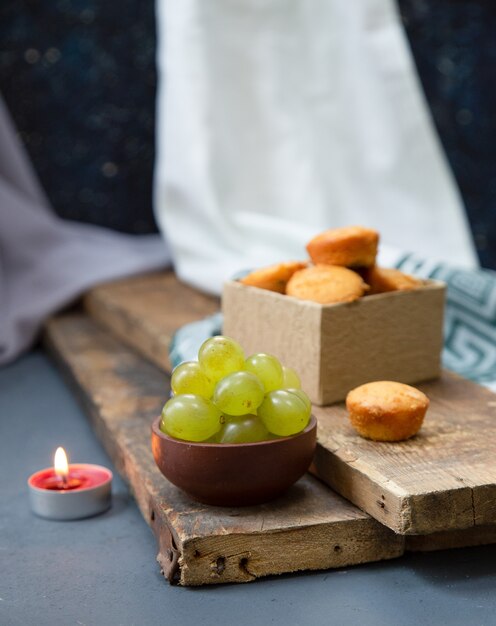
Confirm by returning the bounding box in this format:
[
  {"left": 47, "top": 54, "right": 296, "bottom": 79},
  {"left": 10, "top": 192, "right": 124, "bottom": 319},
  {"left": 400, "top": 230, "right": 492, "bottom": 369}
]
[{"left": 222, "top": 280, "right": 446, "bottom": 406}]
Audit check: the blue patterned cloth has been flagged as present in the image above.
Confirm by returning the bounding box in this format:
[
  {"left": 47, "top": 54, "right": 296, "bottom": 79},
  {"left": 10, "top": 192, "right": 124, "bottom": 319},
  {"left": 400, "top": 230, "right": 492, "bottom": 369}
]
[
  {"left": 170, "top": 263, "right": 496, "bottom": 391},
  {"left": 397, "top": 255, "right": 496, "bottom": 390}
]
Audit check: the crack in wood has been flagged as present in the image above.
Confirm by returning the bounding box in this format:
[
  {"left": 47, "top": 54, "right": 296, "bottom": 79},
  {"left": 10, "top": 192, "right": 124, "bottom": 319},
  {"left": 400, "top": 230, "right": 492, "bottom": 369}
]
[
  {"left": 470, "top": 488, "right": 476, "bottom": 527},
  {"left": 399, "top": 497, "right": 413, "bottom": 535}
]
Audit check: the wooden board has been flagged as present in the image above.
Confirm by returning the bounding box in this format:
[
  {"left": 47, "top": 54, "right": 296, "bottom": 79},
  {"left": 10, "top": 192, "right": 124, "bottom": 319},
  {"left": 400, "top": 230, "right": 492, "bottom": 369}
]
[
  {"left": 84, "top": 272, "right": 219, "bottom": 372},
  {"left": 84, "top": 272, "right": 496, "bottom": 543},
  {"left": 44, "top": 314, "right": 404, "bottom": 586},
  {"left": 312, "top": 373, "right": 496, "bottom": 535}
]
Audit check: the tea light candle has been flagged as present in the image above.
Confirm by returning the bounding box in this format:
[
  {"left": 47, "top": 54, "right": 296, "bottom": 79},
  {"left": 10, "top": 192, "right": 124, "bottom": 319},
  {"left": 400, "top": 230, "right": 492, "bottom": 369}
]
[{"left": 28, "top": 447, "right": 112, "bottom": 520}]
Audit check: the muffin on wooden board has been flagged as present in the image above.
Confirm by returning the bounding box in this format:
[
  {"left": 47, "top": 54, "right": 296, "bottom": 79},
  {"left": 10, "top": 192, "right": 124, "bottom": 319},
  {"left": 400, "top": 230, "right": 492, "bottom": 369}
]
[
  {"left": 306, "top": 226, "right": 379, "bottom": 268},
  {"left": 346, "top": 381, "right": 429, "bottom": 442}
]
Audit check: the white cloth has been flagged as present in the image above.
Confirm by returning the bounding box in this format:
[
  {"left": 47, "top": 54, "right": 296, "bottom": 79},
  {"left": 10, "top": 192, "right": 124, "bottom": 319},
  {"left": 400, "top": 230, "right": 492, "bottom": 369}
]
[{"left": 155, "top": 0, "right": 478, "bottom": 295}]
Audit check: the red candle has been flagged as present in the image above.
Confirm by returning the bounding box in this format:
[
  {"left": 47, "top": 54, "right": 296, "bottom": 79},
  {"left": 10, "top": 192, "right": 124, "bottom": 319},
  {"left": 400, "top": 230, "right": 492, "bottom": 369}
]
[
  {"left": 28, "top": 447, "right": 112, "bottom": 520},
  {"left": 29, "top": 465, "right": 111, "bottom": 491}
]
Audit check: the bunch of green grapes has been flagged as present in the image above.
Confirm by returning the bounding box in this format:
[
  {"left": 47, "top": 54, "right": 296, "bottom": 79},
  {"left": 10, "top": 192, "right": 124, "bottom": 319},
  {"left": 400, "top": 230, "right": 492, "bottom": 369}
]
[{"left": 160, "top": 336, "right": 311, "bottom": 443}]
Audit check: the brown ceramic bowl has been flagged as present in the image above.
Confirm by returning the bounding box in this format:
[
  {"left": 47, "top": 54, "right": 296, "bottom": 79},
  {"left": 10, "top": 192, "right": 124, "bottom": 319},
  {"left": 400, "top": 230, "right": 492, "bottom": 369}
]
[{"left": 151, "top": 415, "right": 317, "bottom": 506}]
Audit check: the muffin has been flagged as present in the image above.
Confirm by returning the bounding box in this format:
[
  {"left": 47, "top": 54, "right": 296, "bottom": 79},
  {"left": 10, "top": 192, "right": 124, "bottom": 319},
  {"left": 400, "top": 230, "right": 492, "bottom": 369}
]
[
  {"left": 240, "top": 261, "right": 308, "bottom": 293},
  {"left": 363, "top": 266, "right": 423, "bottom": 295},
  {"left": 346, "top": 381, "right": 429, "bottom": 442},
  {"left": 286, "top": 265, "right": 368, "bottom": 304},
  {"left": 306, "top": 226, "right": 379, "bottom": 268}
]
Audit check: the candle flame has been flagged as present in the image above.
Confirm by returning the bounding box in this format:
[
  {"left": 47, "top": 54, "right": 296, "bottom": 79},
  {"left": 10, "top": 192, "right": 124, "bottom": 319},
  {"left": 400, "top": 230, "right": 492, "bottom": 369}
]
[{"left": 54, "top": 447, "right": 69, "bottom": 479}]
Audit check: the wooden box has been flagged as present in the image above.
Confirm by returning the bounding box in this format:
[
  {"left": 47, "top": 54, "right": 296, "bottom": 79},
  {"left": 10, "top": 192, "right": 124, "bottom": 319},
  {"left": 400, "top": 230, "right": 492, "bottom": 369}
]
[{"left": 222, "top": 279, "right": 446, "bottom": 406}]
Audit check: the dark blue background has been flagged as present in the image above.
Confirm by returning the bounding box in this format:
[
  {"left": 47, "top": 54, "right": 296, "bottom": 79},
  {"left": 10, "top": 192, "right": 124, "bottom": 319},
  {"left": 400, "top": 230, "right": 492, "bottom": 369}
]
[
  {"left": 399, "top": 1, "right": 496, "bottom": 269},
  {"left": 0, "top": 0, "right": 157, "bottom": 234}
]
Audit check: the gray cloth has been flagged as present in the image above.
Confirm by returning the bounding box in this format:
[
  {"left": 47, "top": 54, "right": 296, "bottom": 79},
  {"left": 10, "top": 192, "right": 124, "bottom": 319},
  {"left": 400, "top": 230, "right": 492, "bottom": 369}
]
[{"left": 0, "top": 97, "right": 171, "bottom": 365}]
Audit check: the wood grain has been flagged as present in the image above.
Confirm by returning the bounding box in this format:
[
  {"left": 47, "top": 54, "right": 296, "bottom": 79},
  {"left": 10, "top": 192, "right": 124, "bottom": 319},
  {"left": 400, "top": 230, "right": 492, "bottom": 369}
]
[
  {"left": 312, "top": 373, "right": 496, "bottom": 535},
  {"left": 406, "top": 525, "right": 496, "bottom": 552},
  {"left": 44, "top": 314, "right": 404, "bottom": 586},
  {"left": 84, "top": 272, "right": 219, "bottom": 372}
]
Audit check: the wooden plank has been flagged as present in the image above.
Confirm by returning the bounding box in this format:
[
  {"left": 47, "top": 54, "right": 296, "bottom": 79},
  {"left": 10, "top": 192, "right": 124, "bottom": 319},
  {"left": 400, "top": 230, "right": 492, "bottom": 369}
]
[
  {"left": 84, "top": 272, "right": 219, "bottom": 372},
  {"left": 311, "top": 373, "right": 496, "bottom": 535},
  {"left": 406, "top": 525, "right": 496, "bottom": 552},
  {"left": 43, "top": 314, "right": 404, "bottom": 586},
  {"left": 81, "top": 273, "right": 496, "bottom": 542}
]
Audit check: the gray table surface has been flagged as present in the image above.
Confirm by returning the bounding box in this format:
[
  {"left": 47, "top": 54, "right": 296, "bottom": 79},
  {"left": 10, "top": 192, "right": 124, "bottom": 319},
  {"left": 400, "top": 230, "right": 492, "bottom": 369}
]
[{"left": 1, "top": 351, "right": 495, "bottom": 626}]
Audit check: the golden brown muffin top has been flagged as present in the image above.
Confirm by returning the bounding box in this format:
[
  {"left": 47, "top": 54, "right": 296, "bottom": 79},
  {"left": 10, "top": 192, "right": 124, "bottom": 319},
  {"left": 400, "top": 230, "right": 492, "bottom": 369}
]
[
  {"left": 346, "top": 381, "right": 429, "bottom": 419},
  {"left": 306, "top": 226, "right": 379, "bottom": 267},
  {"left": 286, "top": 264, "right": 367, "bottom": 304}
]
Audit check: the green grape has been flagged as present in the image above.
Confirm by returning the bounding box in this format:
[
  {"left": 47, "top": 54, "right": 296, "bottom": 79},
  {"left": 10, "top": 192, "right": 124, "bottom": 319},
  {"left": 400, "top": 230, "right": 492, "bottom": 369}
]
[
  {"left": 203, "top": 431, "right": 222, "bottom": 443},
  {"left": 160, "top": 394, "right": 223, "bottom": 442},
  {"left": 285, "top": 388, "right": 311, "bottom": 413},
  {"left": 213, "top": 371, "right": 265, "bottom": 416},
  {"left": 282, "top": 366, "right": 301, "bottom": 389},
  {"left": 218, "top": 414, "right": 269, "bottom": 443},
  {"left": 171, "top": 361, "right": 215, "bottom": 398},
  {"left": 257, "top": 390, "right": 311, "bottom": 436},
  {"left": 198, "top": 335, "right": 245, "bottom": 382},
  {"left": 244, "top": 353, "right": 283, "bottom": 392}
]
